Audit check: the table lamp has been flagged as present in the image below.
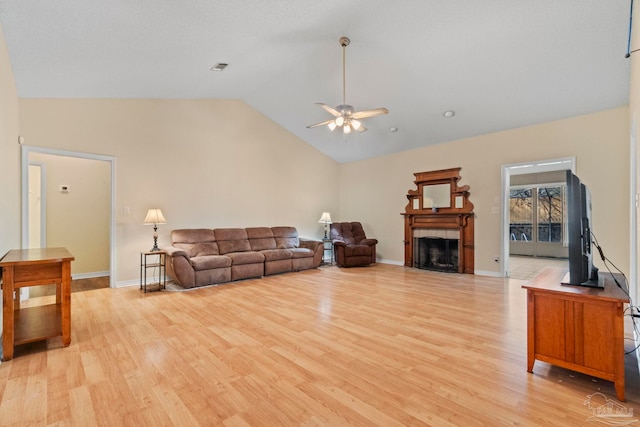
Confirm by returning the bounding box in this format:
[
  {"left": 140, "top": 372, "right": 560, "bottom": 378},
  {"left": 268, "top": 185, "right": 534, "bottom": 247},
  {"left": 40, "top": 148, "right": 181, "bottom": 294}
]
[
  {"left": 143, "top": 208, "right": 167, "bottom": 251},
  {"left": 318, "top": 212, "right": 332, "bottom": 239}
]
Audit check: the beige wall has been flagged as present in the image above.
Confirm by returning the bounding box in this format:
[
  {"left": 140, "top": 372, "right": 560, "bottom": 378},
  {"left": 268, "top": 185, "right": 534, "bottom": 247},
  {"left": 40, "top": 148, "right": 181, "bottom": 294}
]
[
  {"left": 0, "top": 22, "right": 20, "bottom": 342},
  {"left": 29, "top": 152, "right": 110, "bottom": 275},
  {"left": 338, "top": 107, "right": 630, "bottom": 276},
  {"left": 19, "top": 99, "right": 340, "bottom": 284},
  {"left": 18, "top": 101, "right": 630, "bottom": 283}
]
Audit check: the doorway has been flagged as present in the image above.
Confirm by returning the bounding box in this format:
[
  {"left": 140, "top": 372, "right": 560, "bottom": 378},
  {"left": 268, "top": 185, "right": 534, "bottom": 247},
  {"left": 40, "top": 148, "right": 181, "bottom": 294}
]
[
  {"left": 501, "top": 157, "right": 575, "bottom": 277},
  {"left": 21, "top": 145, "right": 116, "bottom": 287}
]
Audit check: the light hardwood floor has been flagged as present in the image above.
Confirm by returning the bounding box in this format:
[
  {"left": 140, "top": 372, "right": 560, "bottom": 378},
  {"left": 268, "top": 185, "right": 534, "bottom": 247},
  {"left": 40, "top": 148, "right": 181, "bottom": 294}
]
[
  {"left": 1, "top": 264, "right": 638, "bottom": 426},
  {"left": 508, "top": 256, "right": 568, "bottom": 280}
]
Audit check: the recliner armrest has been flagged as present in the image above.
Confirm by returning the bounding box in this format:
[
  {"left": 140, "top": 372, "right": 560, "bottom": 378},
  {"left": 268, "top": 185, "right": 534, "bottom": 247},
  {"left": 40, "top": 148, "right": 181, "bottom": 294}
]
[
  {"left": 332, "top": 240, "right": 347, "bottom": 247},
  {"left": 360, "top": 238, "right": 378, "bottom": 246}
]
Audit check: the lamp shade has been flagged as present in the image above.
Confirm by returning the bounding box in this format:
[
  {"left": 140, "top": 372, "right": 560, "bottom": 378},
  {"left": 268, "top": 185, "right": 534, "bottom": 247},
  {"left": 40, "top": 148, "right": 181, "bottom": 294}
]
[
  {"left": 143, "top": 209, "right": 167, "bottom": 225},
  {"left": 318, "top": 212, "right": 332, "bottom": 224}
]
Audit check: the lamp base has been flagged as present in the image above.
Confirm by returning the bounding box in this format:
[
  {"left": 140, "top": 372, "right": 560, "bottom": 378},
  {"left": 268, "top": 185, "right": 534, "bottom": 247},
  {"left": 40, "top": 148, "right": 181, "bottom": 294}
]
[{"left": 150, "top": 231, "right": 160, "bottom": 252}]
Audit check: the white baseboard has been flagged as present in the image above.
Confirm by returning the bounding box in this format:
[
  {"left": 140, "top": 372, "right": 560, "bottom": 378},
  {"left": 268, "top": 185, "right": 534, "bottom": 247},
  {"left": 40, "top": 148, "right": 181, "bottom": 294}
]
[
  {"left": 115, "top": 276, "right": 172, "bottom": 289},
  {"left": 72, "top": 271, "right": 109, "bottom": 280},
  {"left": 378, "top": 259, "right": 404, "bottom": 266},
  {"left": 115, "top": 279, "right": 140, "bottom": 288},
  {"left": 474, "top": 269, "right": 504, "bottom": 277}
]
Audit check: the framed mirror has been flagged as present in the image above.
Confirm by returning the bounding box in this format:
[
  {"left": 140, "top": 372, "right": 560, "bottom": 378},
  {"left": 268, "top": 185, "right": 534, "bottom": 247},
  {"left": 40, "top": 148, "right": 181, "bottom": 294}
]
[{"left": 422, "top": 183, "right": 451, "bottom": 208}]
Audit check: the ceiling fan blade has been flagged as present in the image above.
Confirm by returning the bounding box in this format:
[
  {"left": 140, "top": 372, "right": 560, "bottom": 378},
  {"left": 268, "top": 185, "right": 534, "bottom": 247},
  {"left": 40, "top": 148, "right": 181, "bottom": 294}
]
[
  {"left": 306, "top": 118, "right": 335, "bottom": 129},
  {"left": 351, "top": 107, "right": 389, "bottom": 119},
  {"left": 357, "top": 125, "right": 367, "bottom": 133},
  {"left": 316, "top": 103, "right": 342, "bottom": 117}
]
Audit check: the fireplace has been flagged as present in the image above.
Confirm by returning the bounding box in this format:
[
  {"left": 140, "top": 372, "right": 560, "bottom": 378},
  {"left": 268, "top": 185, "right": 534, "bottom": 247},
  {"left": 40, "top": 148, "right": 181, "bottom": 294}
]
[
  {"left": 414, "top": 236, "right": 459, "bottom": 273},
  {"left": 402, "top": 168, "right": 475, "bottom": 274}
]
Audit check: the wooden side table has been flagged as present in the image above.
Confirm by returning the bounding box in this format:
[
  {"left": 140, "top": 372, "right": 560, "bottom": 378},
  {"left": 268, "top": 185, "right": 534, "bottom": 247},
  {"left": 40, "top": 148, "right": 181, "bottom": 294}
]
[
  {"left": 140, "top": 251, "right": 166, "bottom": 292},
  {"left": 0, "top": 247, "right": 74, "bottom": 361}
]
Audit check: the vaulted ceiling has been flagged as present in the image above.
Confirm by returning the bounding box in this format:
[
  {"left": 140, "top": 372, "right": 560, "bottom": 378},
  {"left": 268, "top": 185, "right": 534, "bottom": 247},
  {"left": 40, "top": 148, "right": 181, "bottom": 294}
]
[{"left": 0, "top": 1, "right": 631, "bottom": 163}]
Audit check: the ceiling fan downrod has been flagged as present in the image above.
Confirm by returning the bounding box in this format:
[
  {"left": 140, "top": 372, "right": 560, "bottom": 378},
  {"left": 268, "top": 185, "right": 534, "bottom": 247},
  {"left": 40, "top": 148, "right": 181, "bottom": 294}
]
[{"left": 340, "top": 36, "right": 350, "bottom": 106}]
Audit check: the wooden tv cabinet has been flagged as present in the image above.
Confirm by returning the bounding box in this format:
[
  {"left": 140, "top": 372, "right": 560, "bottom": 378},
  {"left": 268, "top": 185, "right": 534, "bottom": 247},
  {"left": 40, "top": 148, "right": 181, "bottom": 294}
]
[
  {"left": 522, "top": 268, "right": 629, "bottom": 401},
  {"left": 1, "top": 247, "right": 74, "bottom": 361}
]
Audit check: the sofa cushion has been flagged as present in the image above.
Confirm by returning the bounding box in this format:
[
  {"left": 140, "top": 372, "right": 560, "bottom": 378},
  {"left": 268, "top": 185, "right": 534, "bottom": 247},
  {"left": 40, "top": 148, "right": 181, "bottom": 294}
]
[
  {"left": 260, "top": 248, "right": 293, "bottom": 262},
  {"left": 272, "top": 226, "right": 300, "bottom": 249},
  {"left": 246, "top": 227, "right": 277, "bottom": 251},
  {"left": 172, "top": 229, "right": 219, "bottom": 257},
  {"left": 190, "top": 255, "right": 232, "bottom": 271},
  {"left": 289, "top": 247, "right": 314, "bottom": 258},
  {"left": 175, "top": 242, "right": 220, "bottom": 257},
  {"left": 172, "top": 228, "right": 216, "bottom": 244},
  {"left": 226, "top": 251, "right": 265, "bottom": 265},
  {"left": 215, "top": 228, "right": 252, "bottom": 254}
]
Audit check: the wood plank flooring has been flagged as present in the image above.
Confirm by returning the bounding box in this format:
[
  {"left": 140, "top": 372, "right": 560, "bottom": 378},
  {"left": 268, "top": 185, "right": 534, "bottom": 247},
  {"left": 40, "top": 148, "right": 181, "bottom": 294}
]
[
  {"left": 28, "top": 276, "right": 110, "bottom": 298},
  {"left": 1, "top": 264, "right": 639, "bottom": 426}
]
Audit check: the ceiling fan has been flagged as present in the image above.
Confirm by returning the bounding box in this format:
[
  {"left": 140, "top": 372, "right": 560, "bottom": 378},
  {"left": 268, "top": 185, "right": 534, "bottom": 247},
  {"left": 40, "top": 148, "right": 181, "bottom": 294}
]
[{"left": 307, "top": 36, "right": 388, "bottom": 134}]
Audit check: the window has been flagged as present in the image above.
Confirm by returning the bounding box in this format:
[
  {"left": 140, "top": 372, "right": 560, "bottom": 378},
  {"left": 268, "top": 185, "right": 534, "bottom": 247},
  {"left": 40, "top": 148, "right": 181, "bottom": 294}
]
[
  {"left": 509, "top": 185, "right": 565, "bottom": 244},
  {"left": 510, "top": 189, "right": 532, "bottom": 241},
  {"left": 536, "top": 186, "right": 564, "bottom": 243}
]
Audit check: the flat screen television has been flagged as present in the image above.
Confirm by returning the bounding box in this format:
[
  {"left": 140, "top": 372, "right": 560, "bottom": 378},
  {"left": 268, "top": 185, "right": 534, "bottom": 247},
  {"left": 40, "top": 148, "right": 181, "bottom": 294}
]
[{"left": 562, "top": 170, "right": 603, "bottom": 288}]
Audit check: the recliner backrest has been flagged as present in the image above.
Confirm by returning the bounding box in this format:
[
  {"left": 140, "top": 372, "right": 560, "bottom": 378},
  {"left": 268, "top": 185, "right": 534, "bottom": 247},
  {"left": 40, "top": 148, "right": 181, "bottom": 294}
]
[
  {"left": 330, "top": 222, "right": 367, "bottom": 245},
  {"left": 271, "top": 226, "right": 300, "bottom": 249},
  {"left": 215, "top": 228, "right": 252, "bottom": 254},
  {"left": 246, "top": 227, "right": 277, "bottom": 251},
  {"left": 171, "top": 229, "right": 219, "bottom": 257}
]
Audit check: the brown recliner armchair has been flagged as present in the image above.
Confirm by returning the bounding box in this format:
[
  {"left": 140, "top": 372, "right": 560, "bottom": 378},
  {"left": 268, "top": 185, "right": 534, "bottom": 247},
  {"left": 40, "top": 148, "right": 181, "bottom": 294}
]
[{"left": 330, "top": 222, "right": 378, "bottom": 267}]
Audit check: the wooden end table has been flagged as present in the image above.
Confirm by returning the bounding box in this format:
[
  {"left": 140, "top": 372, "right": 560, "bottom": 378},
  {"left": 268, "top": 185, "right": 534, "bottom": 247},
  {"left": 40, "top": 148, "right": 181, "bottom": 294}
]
[{"left": 1, "top": 247, "right": 74, "bottom": 361}]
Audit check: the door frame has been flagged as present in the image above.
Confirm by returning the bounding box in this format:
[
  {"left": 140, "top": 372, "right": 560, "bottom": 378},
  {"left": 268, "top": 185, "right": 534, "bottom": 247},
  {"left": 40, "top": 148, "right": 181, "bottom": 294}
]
[
  {"left": 27, "top": 161, "right": 47, "bottom": 248},
  {"left": 20, "top": 145, "right": 117, "bottom": 287},
  {"left": 500, "top": 156, "right": 576, "bottom": 277}
]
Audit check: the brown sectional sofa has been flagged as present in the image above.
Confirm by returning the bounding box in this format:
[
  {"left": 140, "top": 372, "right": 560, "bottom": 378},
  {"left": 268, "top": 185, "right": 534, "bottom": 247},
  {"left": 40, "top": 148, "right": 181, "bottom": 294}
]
[{"left": 163, "top": 226, "right": 323, "bottom": 288}]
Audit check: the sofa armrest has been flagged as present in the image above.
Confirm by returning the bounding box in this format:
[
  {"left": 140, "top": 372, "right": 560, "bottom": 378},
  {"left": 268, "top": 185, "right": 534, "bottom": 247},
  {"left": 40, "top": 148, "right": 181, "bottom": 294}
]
[
  {"left": 361, "top": 238, "right": 378, "bottom": 246},
  {"left": 163, "top": 246, "right": 189, "bottom": 258},
  {"left": 299, "top": 238, "right": 322, "bottom": 251},
  {"left": 332, "top": 240, "right": 346, "bottom": 247},
  {"left": 162, "top": 246, "right": 195, "bottom": 288},
  {"left": 299, "top": 238, "right": 323, "bottom": 268}
]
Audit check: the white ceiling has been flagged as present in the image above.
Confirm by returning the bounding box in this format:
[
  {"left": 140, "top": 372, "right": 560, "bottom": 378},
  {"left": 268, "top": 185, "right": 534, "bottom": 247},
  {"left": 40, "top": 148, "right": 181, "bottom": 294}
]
[{"left": 0, "top": 1, "right": 631, "bottom": 163}]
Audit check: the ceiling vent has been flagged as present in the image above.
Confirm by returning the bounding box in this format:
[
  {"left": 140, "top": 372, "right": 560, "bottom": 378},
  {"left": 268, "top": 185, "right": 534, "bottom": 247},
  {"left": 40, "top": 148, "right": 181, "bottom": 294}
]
[{"left": 210, "top": 63, "right": 228, "bottom": 71}]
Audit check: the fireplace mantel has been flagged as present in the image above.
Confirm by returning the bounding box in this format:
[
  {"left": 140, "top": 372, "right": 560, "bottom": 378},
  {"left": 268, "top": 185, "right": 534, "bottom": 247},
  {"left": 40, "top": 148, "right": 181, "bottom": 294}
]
[{"left": 401, "top": 168, "right": 475, "bottom": 273}]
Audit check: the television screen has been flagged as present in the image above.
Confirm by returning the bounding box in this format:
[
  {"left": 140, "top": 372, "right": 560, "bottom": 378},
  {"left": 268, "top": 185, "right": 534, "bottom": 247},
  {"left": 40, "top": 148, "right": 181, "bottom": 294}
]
[{"left": 562, "top": 170, "right": 602, "bottom": 288}]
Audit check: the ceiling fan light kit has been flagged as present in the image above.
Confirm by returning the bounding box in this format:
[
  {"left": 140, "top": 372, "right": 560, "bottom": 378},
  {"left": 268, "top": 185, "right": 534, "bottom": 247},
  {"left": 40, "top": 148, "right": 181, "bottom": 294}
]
[{"left": 307, "top": 36, "right": 389, "bottom": 136}]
